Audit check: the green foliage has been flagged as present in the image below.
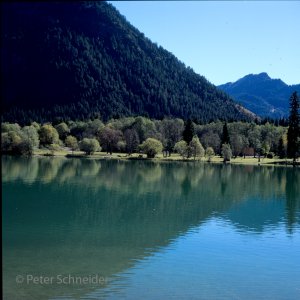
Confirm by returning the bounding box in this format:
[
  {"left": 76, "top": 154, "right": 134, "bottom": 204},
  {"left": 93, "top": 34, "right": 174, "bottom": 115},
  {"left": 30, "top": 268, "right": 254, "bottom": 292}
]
[
  {"left": 1, "top": 2, "right": 251, "bottom": 124},
  {"left": 79, "top": 138, "right": 101, "bottom": 155},
  {"left": 1, "top": 122, "right": 21, "bottom": 133},
  {"left": 287, "top": 92, "right": 300, "bottom": 160},
  {"left": 117, "top": 140, "right": 126, "bottom": 152},
  {"left": 183, "top": 119, "right": 194, "bottom": 144},
  {"left": 22, "top": 126, "right": 40, "bottom": 149},
  {"left": 69, "top": 121, "right": 88, "bottom": 140},
  {"left": 17, "top": 140, "right": 34, "bottom": 156},
  {"left": 1, "top": 132, "right": 21, "bottom": 153},
  {"left": 132, "top": 117, "right": 157, "bottom": 142},
  {"left": 55, "top": 122, "right": 70, "bottom": 140},
  {"left": 98, "top": 126, "right": 123, "bottom": 154},
  {"left": 159, "top": 118, "right": 184, "bottom": 153},
  {"left": 108, "top": 117, "right": 135, "bottom": 131},
  {"left": 124, "top": 128, "right": 139, "bottom": 154},
  {"left": 31, "top": 122, "right": 41, "bottom": 130},
  {"left": 82, "top": 119, "right": 104, "bottom": 138},
  {"left": 205, "top": 147, "right": 215, "bottom": 162},
  {"left": 1, "top": 118, "right": 289, "bottom": 159},
  {"left": 221, "top": 144, "right": 232, "bottom": 162},
  {"left": 174, "top": 140, "right": 188, "bottom": 159},
  {"left": 261, "top": 141, "right": 271, "bottom": 157},
  {"left": 140, "top": 138, "right": 163, "bottom": 158},
  {"left": 1, "top": 126, "right": 37, "bottom": 156},
  {"left": 39, "top": 124, "right": 60, "bottom": 146},
  {"left": 189, "top": 136, "right": 205, "bottom": 160},
  {"left": 221, "top": 122, "right": 230, "bottom": 145},
  {"left": 65, "top": 135, "right": 78, "bottom": 152},
  {"left": 230, "top": 134, "right": 243, "bottom": 157},
  {"left": 200, "top": 130, "right": 221, "bottom": 155},
  {"left": 278, "top": 137, "right": 286, "bottom": 159},
  {"left": 248, "top": 124, "right": 262, "bottom": 157}
]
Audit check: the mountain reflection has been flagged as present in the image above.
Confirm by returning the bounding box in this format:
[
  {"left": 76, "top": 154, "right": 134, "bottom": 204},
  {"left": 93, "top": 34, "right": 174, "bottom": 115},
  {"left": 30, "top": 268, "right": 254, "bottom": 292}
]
[
  {"left": 2, "top": 156, "right": 300, "bottom": 299},
  {"left": 2, "top": 156, "right": 300, "bottom": 233}
]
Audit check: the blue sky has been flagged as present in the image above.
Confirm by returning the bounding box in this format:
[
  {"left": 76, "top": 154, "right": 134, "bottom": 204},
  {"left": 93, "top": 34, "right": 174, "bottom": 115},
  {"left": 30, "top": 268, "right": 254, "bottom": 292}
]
[{"left": 111, "top": 1, "right": 300, "bottom": 86}]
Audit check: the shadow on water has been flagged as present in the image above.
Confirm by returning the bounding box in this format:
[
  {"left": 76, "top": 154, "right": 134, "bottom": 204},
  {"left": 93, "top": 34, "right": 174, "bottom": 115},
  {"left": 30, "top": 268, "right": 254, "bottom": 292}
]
[
  {"left": 2, "top": 156, "right": 300, "bottom": 299},
  {"left": 285, "top": 168, "right": 300, "bottom": 234}
]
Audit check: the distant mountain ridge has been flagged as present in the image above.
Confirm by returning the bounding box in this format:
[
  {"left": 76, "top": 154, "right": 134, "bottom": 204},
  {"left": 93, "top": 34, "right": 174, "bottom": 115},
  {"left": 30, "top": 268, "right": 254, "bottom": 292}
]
[
  {"left": 1, "top": 2, "right": 252, "bottom": 124},
  {"left": 218, "top": 73, "right": 300, "bottom": 118}
]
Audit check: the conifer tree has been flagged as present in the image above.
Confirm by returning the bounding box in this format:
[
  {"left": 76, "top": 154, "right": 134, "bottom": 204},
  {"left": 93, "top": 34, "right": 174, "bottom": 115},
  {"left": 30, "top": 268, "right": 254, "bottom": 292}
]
[
  {"left": 287, "top": 92, "right": 300, "bottom": 163},
  {"left": 183, "top": 119, "right": 194, "bottom": 144},
  {"left": 221, "top": 122, "right": 230, "bottom": 145}
]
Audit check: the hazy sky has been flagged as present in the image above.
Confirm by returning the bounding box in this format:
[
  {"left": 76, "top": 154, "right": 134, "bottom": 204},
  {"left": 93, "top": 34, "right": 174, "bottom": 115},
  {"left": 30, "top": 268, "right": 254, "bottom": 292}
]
[{"left": 111, "top": 1, "right": 300, "bottom": 86}]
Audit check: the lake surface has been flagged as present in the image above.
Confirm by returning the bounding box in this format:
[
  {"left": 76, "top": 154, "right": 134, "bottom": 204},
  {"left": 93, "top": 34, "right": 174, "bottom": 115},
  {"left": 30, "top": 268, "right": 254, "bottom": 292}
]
[{"left": 2, "top": 156, "right": 300, "bottom": 300}]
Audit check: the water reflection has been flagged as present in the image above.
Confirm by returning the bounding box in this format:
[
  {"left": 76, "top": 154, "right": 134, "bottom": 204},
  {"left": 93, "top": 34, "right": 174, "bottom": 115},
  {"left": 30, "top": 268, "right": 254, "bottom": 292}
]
[
  {"left": 286, "top": 169, "right": 300, "bottom": 233},
  {"left": 2, "top": 156, "right": 300, "bottom": 300},
  {"left": 2, "top": 156, "right": 299, "bottom": 235}
]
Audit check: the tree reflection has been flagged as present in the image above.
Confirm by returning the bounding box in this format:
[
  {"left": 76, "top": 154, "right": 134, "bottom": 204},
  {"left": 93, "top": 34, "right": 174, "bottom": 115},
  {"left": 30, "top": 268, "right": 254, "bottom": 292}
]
[
  {"left": 2, "top": 156, "right": 300, "bottom": 299},
  {"left": 2, "top": 156, "right": 299, "bottom": 232},
  {"left": 285, "top": 168, "right": 300, "bottom": 234}
]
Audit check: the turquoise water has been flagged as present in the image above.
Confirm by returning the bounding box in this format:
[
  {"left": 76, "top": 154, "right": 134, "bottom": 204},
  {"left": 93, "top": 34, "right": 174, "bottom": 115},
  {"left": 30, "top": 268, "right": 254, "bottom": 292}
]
[{"left": 2, "top": 156, "right": 300, "bottom": 299}]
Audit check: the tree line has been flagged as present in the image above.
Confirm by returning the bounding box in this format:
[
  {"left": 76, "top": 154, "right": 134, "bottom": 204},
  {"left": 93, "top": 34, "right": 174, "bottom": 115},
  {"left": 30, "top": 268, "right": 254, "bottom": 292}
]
[{"left": 2, "top": 92, "right": 299, "bottom": 162}]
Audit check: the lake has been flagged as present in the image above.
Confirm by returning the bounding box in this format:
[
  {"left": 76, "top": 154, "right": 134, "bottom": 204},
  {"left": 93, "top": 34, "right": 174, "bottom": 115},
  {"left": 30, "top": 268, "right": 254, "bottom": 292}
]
[{"left": 2, "top": 156, "right": 300, "bottom": 300}]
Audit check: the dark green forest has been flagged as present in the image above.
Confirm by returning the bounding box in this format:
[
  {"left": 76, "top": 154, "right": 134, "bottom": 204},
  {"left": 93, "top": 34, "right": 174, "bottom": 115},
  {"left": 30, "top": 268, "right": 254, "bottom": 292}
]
[{"left": 1, "top": 2, "right": 252, "bottom": 124}]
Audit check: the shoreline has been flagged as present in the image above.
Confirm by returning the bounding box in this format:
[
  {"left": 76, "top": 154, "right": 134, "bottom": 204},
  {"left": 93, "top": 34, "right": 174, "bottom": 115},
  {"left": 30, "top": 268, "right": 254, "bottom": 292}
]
[{"left": 27, "top": 149, "right": 299, "bottom": 167}]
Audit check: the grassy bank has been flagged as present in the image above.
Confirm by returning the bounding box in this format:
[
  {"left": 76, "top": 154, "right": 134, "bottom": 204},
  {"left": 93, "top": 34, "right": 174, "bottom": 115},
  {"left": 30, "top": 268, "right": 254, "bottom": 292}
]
[{"left": 33, "top": 149, "right": 298, "bottom": 166}]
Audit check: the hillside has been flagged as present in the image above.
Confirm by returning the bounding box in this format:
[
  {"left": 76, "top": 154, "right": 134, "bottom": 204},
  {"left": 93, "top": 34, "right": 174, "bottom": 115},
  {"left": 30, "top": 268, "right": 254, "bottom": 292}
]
[
  {"left": 1, "top": 2, "right": 252, "bottom": 124},
  {"left": 218, "top": 73, "right": 300, "bottom": 118}
]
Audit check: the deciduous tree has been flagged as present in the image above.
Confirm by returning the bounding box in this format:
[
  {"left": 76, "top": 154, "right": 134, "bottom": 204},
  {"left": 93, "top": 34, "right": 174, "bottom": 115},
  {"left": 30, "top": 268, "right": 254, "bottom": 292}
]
[
  {"left": 65, "top": 135, "right": 78, "bottom": 153},
  {"left": 174, "top": 140, "right": 188, "bottom": 159},
  {"left": 55, "top": 122, "right": 70, "bottom": 140},
  {"left": 205, "top": 147, "right": 215, "bottom": 162},
  {"left": 39, "top": 124, "right": 60, "bottom": 146},
  {"left": 140, "top": 138, "right": 163, "bottom": 158},
  {"left": 189, "top": 136, "right": 205, "bottom": 160},
  {"left": 221, "top": 144, "right": 232, "bottom": 162},
  {"left": 79, "top": 138, "right": 101, "bottom": 155},
  {"left": 124, "top": 128, "right": 139, "bottom": 155}
]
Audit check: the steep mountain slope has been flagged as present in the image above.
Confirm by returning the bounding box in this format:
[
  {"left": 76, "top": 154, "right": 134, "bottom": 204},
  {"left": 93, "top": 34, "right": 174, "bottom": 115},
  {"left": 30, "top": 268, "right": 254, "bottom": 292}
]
[
  {"left": 1, "top": 2, "right": 251, "bottom": 124},
  {"left": 218, "top": 73, "right": 300, "bottom": 118}
]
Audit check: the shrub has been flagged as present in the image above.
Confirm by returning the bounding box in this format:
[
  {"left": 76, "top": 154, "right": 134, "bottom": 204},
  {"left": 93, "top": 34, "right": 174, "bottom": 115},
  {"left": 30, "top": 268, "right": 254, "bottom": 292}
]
[
  {"left": 140, "top": 138, "right": 163, "bottom": 158},
  {"left": 79, "top": 138, "right": 101, "bottom": 155}
]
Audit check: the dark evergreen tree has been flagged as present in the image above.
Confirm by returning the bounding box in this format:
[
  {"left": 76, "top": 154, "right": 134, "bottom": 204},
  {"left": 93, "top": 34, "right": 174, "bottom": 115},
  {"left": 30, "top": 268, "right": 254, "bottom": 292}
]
[
  {"left": 182, "top": 119, "right": 194, "bottom": 144},
  {"left": 221, "top": 122, "right": 230, "bottom": 145},
  {"left": 287, "top": 92, "right": 300, "bottom": 162}
]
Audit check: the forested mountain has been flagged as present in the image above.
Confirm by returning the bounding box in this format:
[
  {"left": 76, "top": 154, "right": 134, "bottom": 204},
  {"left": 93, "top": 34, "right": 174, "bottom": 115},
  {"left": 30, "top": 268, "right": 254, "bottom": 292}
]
[
  {"left": 1, "top": 2, "right": 252, "bottom": 124},
  {"left": 218, "top": 73, "right": 300, "bottom": 118}
]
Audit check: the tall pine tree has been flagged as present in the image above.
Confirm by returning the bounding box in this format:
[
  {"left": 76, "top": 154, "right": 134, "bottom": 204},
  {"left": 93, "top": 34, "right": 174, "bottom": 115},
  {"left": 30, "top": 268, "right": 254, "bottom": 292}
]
[
  {"left": 183, "top": 119, "right": 194, "bottom": 144},
  {"left": 221, "top": 122, "right": 230, "bottom": 145},
  {"left": 287, "top": 92, "right": 300, "bottom": 163}
]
